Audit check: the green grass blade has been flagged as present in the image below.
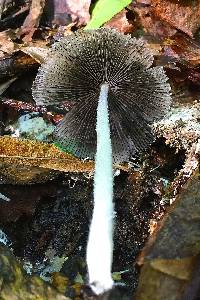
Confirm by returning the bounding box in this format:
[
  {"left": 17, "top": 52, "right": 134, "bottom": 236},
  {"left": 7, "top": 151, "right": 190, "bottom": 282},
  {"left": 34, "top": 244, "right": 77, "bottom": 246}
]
[{"left": 85, "top": 0, "right": 132, "bottom": 29}]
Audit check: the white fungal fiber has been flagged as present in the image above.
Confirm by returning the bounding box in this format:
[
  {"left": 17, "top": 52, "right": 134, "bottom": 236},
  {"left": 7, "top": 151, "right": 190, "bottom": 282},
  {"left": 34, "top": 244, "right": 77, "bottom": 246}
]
[{"left": 86, "top": 83, "right": 114, "bottom": 294}]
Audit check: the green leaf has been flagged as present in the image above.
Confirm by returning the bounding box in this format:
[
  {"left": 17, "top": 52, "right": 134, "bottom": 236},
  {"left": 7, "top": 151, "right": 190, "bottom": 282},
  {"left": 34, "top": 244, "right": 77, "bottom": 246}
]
[{"left": 85, "top": 0, "right": 132, "bottom": 29}]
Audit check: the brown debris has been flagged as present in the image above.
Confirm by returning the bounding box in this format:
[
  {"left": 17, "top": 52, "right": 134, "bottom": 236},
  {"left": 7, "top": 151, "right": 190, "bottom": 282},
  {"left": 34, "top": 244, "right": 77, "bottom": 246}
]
[
  {"left": 155, "top": 32, "right": 200, "bottom": 85},
  {"left": 0, "top": 184, "right": 58, "bottom": 222},
  {"left": 154, "top": 102, "right": 200, "bottom": 151},
  {"left": 0, "top": 51, "right": 39, "bottom": 81},
  {"left": 21, "top": 45, "right": 49, "bottom": 64},
  {"left": 163, "top": 32, "right": 200, "bottom": 67},
  {"left": 53, "top": 0, "right": 91, "bottom": 26},
  {"left": 135, "top": 167, "right": 200, "bottom": 300},
  {"left": 170, "top": 143, "right": 199, "bottom": 204},
  {"left": 0, "top": 136, "right": 94, "bottom": 177},
  {"left": 159, "top": 33, "right": 200, "bottom": 85},
  {"left": 132, "top": 0, "right": 177, "bottom": 38},
  {"left": 0, "top": 244, "right": 69, "bottom": 300},
  {"left": 132, "top": 0, "right": 200, "bottom": 39},
  {"left": 0, "top": 163, "right": 60, "bottom": 184},
  {"left": 18, "top": 0, "right": 46, "bottom": 42},
  {"left": 1, "top": 98, "right": 45, "bottom": 113},
  {"left": 0, "top": 0, "right": 17, "bottom": 19},
  {"left": 0, "top": 30, "right": 16, "bottom": 58},
  {"left": 104, "top": 9, "right": 135, "bottom": 33},
  {"left": 151, "top": 0, "right": 200, "bottom": 37}
]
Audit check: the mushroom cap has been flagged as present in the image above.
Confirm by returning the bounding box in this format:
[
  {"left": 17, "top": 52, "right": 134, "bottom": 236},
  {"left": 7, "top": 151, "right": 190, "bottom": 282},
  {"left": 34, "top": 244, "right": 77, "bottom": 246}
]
[{"left": 32, "top": 28, "right": 171, "bottom": 163}]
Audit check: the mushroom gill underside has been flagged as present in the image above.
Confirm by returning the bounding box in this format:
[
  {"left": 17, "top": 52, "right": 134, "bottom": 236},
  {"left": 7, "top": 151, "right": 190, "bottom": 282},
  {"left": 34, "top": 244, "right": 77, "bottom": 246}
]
[{"left": 32, "top": 28, "right": 171, "bottom": 164}]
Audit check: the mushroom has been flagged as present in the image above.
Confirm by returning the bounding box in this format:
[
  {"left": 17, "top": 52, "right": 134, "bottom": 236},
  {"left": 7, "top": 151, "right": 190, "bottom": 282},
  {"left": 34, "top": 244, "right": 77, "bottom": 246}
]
[{"left": 32, "top": 28, "right": 171, "bottom": 295}]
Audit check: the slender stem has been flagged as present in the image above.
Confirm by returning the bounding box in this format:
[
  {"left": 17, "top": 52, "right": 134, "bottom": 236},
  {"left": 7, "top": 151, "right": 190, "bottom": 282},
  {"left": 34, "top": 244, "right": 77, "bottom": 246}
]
[
  {"left": 86, "top": 83, "right": 114, "bottom": 294},
  {"left": 0, "top": 193, "right": 10, "bottom": 202}
]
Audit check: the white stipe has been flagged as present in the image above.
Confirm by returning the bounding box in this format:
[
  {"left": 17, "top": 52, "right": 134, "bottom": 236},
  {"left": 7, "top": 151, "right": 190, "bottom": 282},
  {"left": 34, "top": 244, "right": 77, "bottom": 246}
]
[
  {"left": 86, "top": 83, "right": 114, "bottom": 295},
  {"left": 0, "top": 193, "right": 10, "bottom": 202}
]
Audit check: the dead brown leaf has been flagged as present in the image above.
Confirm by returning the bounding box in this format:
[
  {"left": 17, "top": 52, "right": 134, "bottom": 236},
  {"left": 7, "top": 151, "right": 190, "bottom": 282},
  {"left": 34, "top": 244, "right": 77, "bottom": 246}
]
[
  {"left": 20, "top": 45, "right": 49, "bottom": 64},
  {"left": 0, "top": 29, "right": 16, "bottom": 58},
  {"left": 152, "top": 0, "right": 200, "bottom": 37},
  {"left": 19, "top": 0, "right": 46, "bottom": 42},
  {"left": 104, "top": 9, "right": 134, "bottom": 33},
  {"left": 132, "top": 0, "right": 200, "bottom": 39},
  {"left": 53, "top": 0, "right": 91, "bottom": 26},
  {"left": 0, "top": 135, "right": 93, "bottom": 174},
  {"left": 132, "top": 0, "right": 177, "bottom": 38},
  {"left": 0, "top": 136, "right": 129, "bottom": 183},
  {"left": 163, "top": 32, "right": 200, "bottom": 67},
  {"left": 0, "top": 135, "right": 94, "bottom": 184},
  {"left": 0, "top": 51, "right": 39, "bottom": 81},
  {"left": 153, "top": 32, "right": 200, "bottom": 85}
]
